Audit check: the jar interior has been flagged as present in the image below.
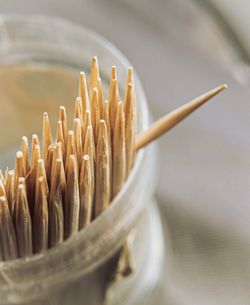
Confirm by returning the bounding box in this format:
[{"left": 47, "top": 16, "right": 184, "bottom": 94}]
[{"left": 0, "top": 61, "right": 113, "bottom": 170}]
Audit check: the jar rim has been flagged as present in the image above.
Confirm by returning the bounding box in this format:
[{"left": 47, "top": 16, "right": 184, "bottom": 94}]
[{"left": 0, "top": 15, "right": 154, "bottom": 296}]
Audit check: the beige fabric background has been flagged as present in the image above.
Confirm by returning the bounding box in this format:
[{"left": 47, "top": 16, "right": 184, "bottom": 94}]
[{"left": 0, "top": 0, "right": 249, "bottom": 304}]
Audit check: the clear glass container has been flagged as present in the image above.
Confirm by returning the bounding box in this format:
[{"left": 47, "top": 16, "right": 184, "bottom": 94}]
[{"left": 0, "top": 16, "right": 166, "bottom": 305}]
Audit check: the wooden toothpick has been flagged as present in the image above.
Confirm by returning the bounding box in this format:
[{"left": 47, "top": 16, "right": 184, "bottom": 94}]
[
  {"left": 124, "top": 82, "right": 136, "bottom": 177},
  {"left": 56, "top": 120, "right": 65, "bottom": 161},
  {"left": 65, "top": 131, "right": 76, "bottom": 177},
  {"left": 109, "top": 78, "right": 120, "bottom": 133},
  {"left": 95, "top": 120, "right": 111, "bottom": 217},
  {"left": 36, "top": 159, "right": 49, "bottom": 196},
  {"left": 15, "top": 184, "right": 33, "bottom": 258},
  {"left": 49, "top": 158, "right": 64, "bottom": 248},
  {"left": 90, "top": 56, "right": 99, "bottom": 93},
  {"left": 0, "top": 179, "right": 6, "bottom": 197},
  {"left": 112, "top": 102, "right": 126, "bottom": 198},
  {"left": 34, "top": 176, "right": 48, "bottom": 254},
  {"left": 5, "top": 170, "right": 14, "bottom": 216},
  {"left": 59, "top": 106, "right": 68, "bottom": 144},
  {"left": 79, "top": 72, "right": 90, "bottom": 114},
  {"left": 65, "top": 155, "right": 80, "bottom": 239},
  {"left": 74, "top": 97, "right": 83, "bottom": 123},
  {"left": 79, "top": 155, "right": 93, "bottom": 229},
  {"left": 0, "top": 196, "right": 18, "bottom": 261},
  {"left": 136, "top": 84, "right": 227, "bottom": 151},
  {"left": 42, "top": 113, "right": 53, "bottom": 161},
  {"left": 91, "top": 88, "right": 101, "bottom": 143},
  {"left": 0, "top": 170, "right": 5, "bottom": 184},
  {"left": 21, "top": 136, "right": 31, "bottom": 174},
  {"left": 73, "top": 118, "right": 83, "bottom": 168},
  {"left": 83, "top": 125, "right": 95, "bottom": 202}
]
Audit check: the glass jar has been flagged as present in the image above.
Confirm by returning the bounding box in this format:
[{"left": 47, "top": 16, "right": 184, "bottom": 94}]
[{"left": 0, "top": 16, "right": 166, "bottom": 305}]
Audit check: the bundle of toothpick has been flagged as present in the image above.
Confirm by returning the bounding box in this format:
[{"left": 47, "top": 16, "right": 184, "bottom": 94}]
[{"left": 0, "top": 56, "right": 226, "bottom": 261}]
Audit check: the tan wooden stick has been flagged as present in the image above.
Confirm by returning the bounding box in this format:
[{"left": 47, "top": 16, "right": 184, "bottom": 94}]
[
  {"left": 21, "top": 136, "right": 30, "bottom": 174},
  {"left": 79, "top": 72, "right": 90, "bottom": 114},
  {"left": 15, "top": 184, "right": 33, "bottom": 257},
  {"left": 49, "top": 158, "right": 64, "bottom": 247},
  {"left": 59, "top": 106, "right": 68, "bottom": 144},
  {"left": 65, "top": 155, "right": 80, "bottom": 239},
  {"left": 136, "top": 84, "right": 227, "bottom": 151},
  {"left": 34, "top": 176, "right": 48, "bottom": 254},
  {"left": 0, "top": 196, "right": 18, "bottom": 260},
  {"left": 79, "top": 155, "right": 93, "bottom": 229},
  {"left": 95, "top": 120, "right": 111, "bottom": 217}
]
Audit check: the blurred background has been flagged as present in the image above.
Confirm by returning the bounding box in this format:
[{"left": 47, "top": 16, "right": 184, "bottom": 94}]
[{"left": 0, "top": 0, "right": 249, "bottom": 304}]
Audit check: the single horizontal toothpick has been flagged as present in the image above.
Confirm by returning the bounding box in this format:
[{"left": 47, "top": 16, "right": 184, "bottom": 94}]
[{"left": 136, "top": 84, "right": 227, "bottom": 151}]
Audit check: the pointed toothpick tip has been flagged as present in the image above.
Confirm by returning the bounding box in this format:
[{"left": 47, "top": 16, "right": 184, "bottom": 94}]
[
  {"left": 136, "top": 84, "right": 227, "bottom": 151},
  {"left": 203, "top": 83, "right": 227, "bottom": 102},
  {"left": 217, "top": 83, "right": 228, "bottom": 91}
]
